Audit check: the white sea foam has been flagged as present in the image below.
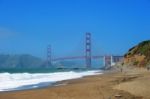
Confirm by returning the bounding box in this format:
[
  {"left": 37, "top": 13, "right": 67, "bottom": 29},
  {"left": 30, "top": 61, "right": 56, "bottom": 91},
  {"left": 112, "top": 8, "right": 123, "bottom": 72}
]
[{"left": 0, "top": 70, "right": 102, "bottom": 91}]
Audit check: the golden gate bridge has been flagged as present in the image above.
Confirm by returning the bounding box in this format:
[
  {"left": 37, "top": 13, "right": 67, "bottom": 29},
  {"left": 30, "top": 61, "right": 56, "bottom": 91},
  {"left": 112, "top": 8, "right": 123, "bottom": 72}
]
[{"left": 47, "top": 33, "right": 123, "bottom": 68}]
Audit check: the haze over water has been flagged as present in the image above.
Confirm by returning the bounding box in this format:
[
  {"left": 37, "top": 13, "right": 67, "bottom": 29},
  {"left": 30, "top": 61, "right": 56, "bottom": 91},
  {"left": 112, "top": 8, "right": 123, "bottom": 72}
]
[
  {"left": 0, "top": 0, "right": 150, "bottom": 58},
  {"left": 0, "top": 0, "right": 150, "bottom": 93}
]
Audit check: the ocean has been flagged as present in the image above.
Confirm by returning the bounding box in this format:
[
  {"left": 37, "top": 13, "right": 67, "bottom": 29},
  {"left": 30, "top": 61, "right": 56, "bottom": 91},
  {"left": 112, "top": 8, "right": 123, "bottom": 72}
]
[{"left": 0, "top": 68, "right": 102, "bottom": 92}]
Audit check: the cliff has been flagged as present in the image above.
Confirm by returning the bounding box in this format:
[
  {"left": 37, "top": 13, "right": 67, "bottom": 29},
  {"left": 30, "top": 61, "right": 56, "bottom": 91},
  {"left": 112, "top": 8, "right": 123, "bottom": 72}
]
[{"left": 124, "top": 40, "right": 150, "bottom": 67}]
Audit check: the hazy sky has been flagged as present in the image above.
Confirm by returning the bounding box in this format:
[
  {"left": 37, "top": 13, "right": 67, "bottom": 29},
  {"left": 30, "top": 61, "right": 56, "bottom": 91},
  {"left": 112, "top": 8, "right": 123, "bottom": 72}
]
[{"left": 0, "top": 0, "right": 150, "bottom": 59}]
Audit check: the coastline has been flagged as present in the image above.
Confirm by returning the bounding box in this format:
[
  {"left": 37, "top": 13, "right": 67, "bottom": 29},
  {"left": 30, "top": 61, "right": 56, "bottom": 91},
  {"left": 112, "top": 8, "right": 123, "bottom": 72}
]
[
  {"left": 0, "top": 70, "right": 101, "bottom": 92},
  {"left": 0, "top": 67, "right": 149, "bottom": 99}
]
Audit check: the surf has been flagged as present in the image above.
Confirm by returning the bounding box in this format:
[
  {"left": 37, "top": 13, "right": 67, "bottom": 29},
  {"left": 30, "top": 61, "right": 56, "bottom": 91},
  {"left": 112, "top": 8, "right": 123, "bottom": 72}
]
[{"left": 0, "top": 70, "right": 102, "bottom": 92}]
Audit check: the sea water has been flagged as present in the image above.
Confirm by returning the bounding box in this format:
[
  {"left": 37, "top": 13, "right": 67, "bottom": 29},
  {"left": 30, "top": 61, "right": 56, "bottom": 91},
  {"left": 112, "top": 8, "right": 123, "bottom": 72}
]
[{"left": 0, "top": 68, "right": 102, "bottom": 92}]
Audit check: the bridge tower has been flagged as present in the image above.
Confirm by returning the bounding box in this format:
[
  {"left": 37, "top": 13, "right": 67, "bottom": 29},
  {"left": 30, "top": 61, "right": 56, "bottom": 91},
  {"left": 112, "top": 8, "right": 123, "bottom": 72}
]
[
  {"left": 85, "top": 32, "right": 92, "bottom": 68},
  {"left": 47, "top": 45, "right": 52, "bottom": 66}
]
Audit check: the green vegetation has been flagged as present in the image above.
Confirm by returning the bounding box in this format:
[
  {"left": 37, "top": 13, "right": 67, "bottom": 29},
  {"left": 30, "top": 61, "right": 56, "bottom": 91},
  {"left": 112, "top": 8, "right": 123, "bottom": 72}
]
[
  {"left": 124, "top": 40, "right": 150, "bottom": 67},
  {"left": 125, "top": 40, "right": 150, "bottom": 57},
  {"left": 133, "top": 61, "right": 139, "bottom": 66},
  {"left": 135, "top": 40, "right": 150, "bottom": 55}
]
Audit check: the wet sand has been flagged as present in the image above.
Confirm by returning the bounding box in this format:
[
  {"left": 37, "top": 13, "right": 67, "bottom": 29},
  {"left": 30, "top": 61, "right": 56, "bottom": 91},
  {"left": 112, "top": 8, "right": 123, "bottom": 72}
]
[{"left": 0, "top": 67, "right": 149, "bottom": 99}]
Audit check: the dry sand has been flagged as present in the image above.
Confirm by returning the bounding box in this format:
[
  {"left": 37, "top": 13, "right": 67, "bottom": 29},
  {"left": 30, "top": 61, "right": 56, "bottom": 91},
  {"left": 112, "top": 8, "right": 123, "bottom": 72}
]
[
  {"left": 114, "top": 68, "right": 150, "bottom": 99},
  {"left": 0, "top": 67, "right": 149, "bottom": 99}
]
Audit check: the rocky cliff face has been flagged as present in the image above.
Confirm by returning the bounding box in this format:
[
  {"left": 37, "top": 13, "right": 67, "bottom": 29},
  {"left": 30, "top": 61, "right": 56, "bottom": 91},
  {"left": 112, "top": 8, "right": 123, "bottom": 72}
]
[{"left": 124, "top": 40, "right": 150, "bottom": 67}]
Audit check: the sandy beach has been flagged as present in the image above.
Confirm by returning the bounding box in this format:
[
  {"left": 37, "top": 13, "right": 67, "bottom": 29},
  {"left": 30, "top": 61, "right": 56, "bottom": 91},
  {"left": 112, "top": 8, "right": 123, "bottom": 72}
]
[{"left": 0, "top": 67, "right": 149, "bottom": 99}]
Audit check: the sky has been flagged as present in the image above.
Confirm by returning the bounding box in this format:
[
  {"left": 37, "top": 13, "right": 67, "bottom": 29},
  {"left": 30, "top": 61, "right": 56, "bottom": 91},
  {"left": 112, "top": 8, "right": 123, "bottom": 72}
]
[{"left": 0, "top": 0, "right": 150, "bottom": 59}]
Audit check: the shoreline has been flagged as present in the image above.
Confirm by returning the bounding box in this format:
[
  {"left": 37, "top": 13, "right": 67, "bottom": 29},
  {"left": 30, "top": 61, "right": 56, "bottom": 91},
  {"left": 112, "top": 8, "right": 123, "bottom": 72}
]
[
  {"left": 0, "top": 67, "right": 149, "bottom": 99},
  {"left": 0, "top": 70, "right": 103, "bottom": 93}
]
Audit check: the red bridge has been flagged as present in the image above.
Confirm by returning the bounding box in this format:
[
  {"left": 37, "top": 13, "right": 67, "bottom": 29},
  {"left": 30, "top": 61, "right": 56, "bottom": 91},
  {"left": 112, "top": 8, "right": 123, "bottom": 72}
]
[
  {"left": 47, "top": 33, "right": 123, "bottom": 68},
  {"left": 51, "top": 56, "right": 104, "bottom": 61}
]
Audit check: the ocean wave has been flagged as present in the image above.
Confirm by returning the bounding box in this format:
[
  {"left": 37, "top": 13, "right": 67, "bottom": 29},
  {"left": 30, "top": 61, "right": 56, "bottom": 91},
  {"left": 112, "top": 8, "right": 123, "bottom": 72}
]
[{"left": 0, "top": 70, "right": 102, "bottom": 91}]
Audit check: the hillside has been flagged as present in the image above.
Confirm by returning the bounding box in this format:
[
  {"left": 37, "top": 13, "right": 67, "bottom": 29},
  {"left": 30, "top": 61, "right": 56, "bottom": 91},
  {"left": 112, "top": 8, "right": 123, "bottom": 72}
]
[
  {"left": 0, "top": 54, "right": 82, "bottom": 69},
  {"left": 0, "top": 54, "right": 44, "bottom": 68},
  {"left": 124, "top": 40, "right": 150, "bottom": 67}
]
